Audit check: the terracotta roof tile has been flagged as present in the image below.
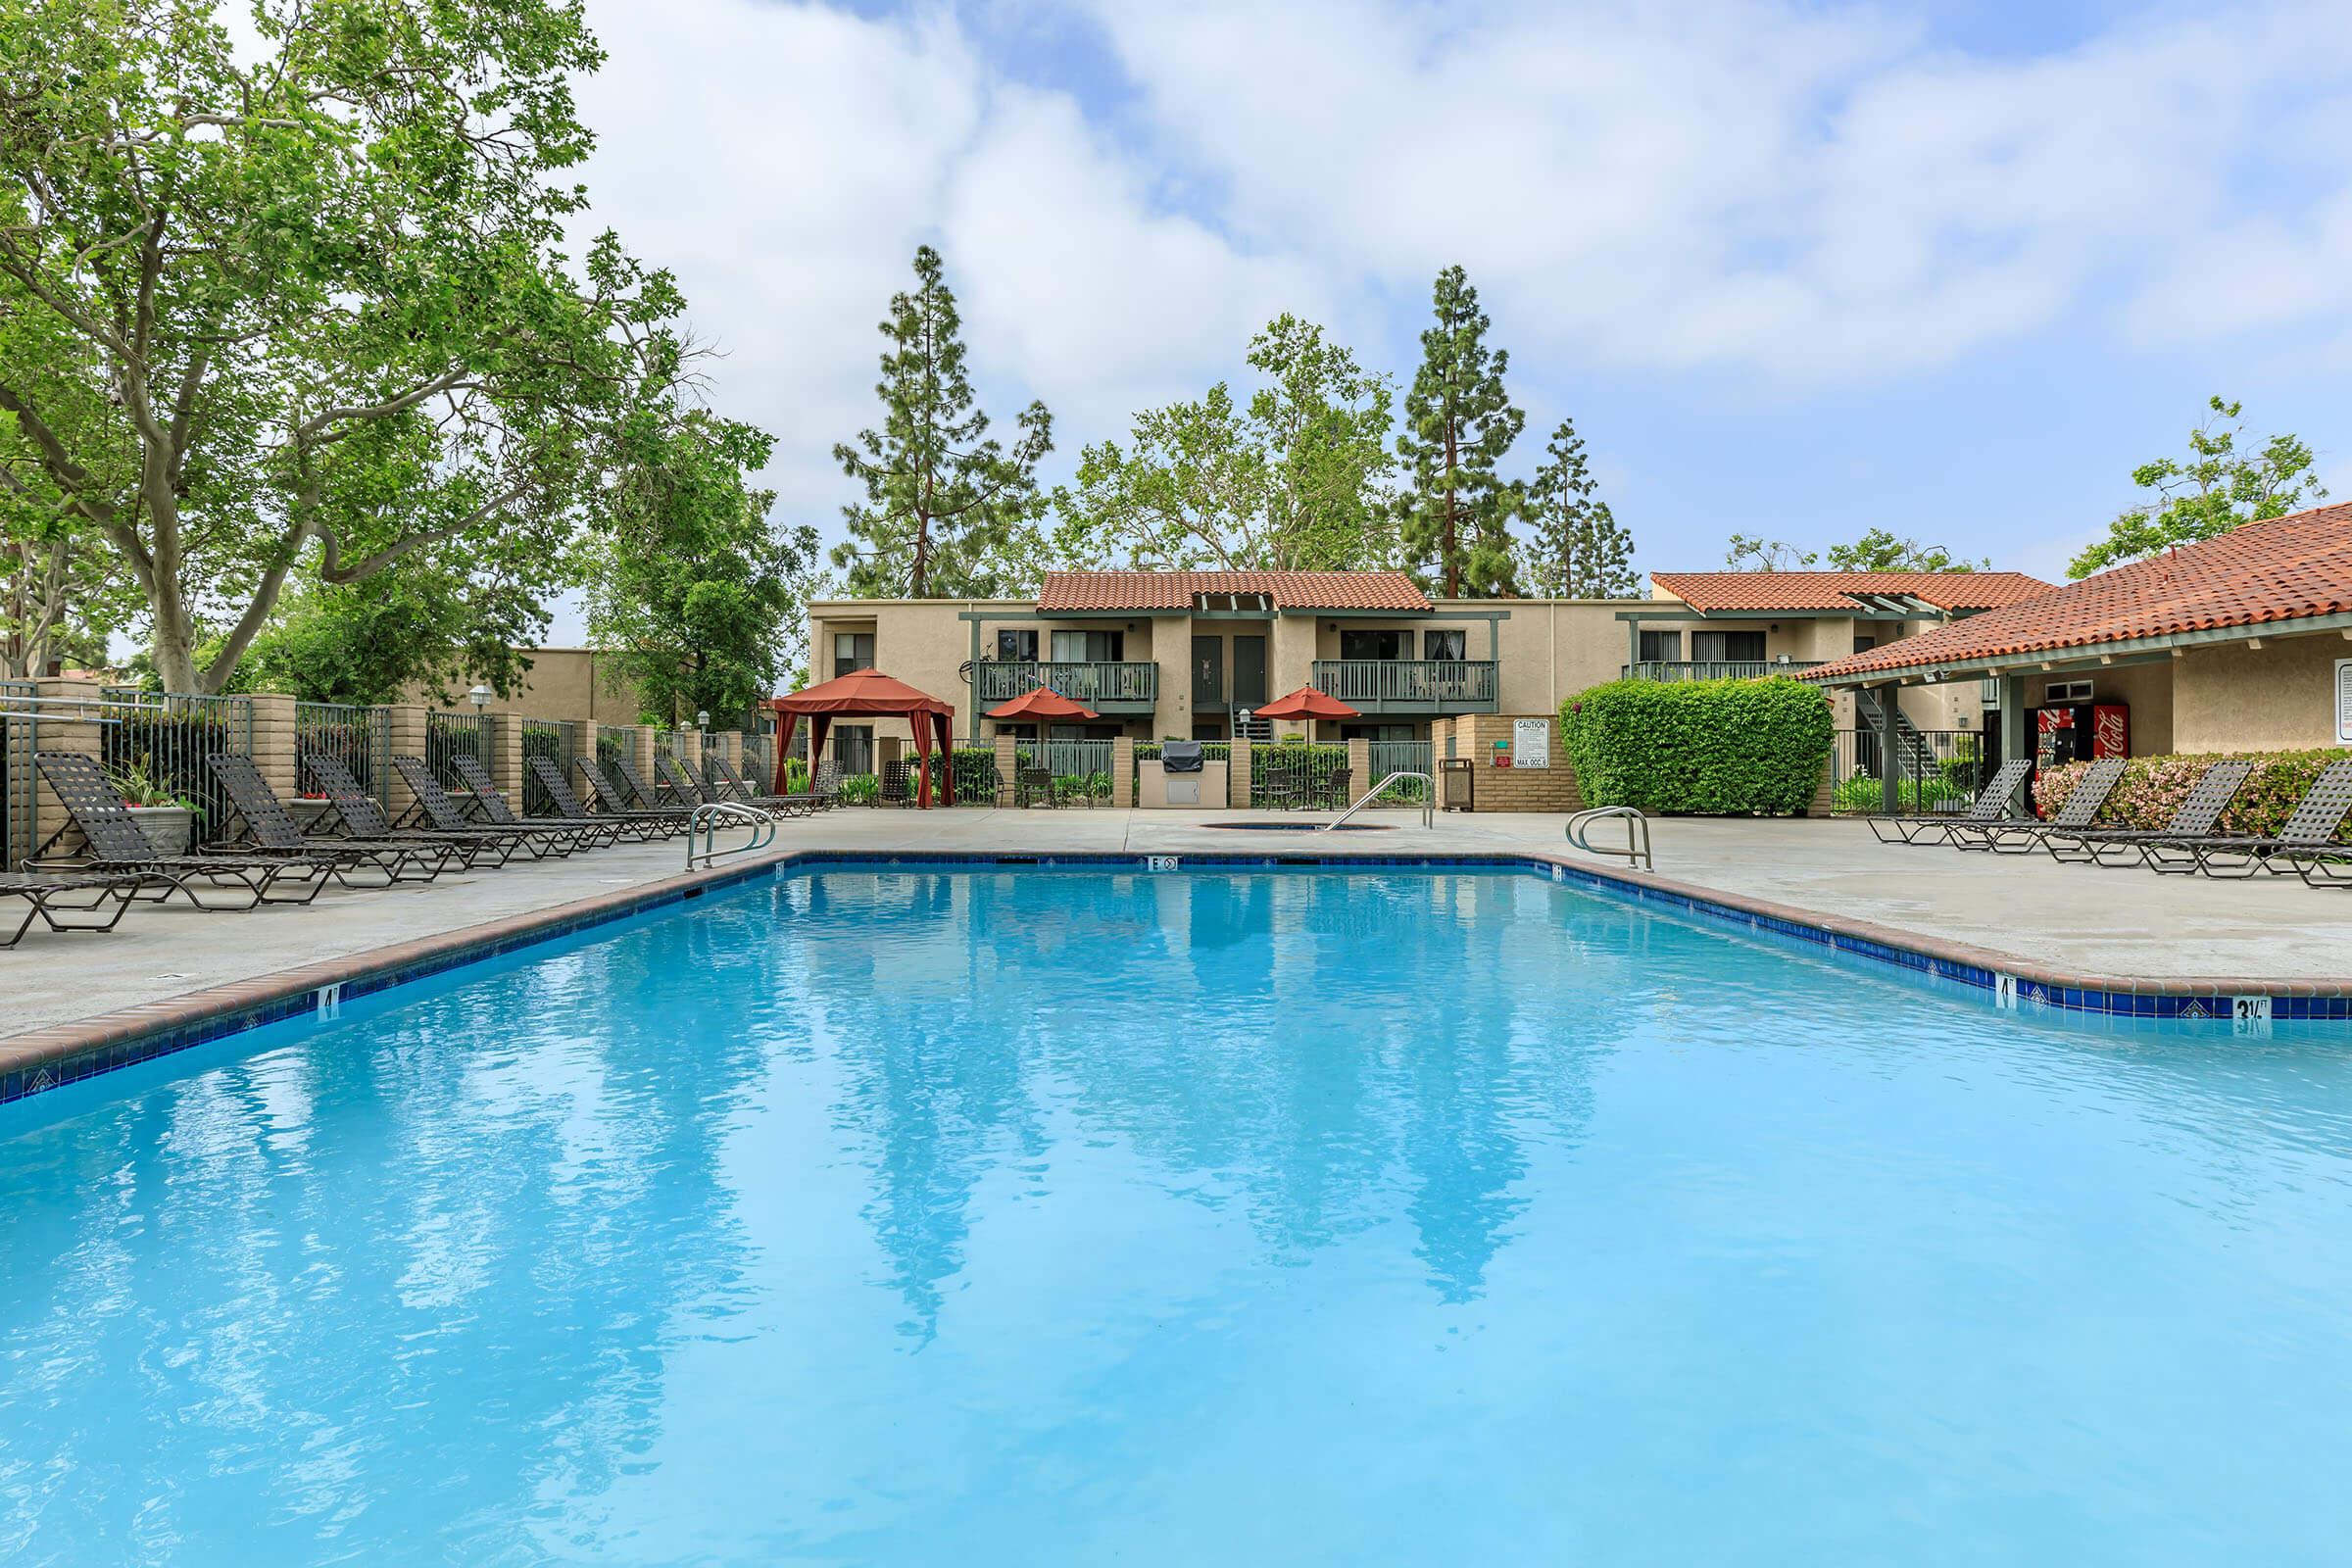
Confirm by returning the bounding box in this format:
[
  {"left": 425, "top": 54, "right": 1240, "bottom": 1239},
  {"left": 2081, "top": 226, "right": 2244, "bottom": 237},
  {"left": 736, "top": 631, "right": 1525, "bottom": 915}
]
[
  {"left": 1036, "top": 570, "right": 1429, "bottom": 612},
  {"left": 1807, "top": 505, "right": 2352, "bottom": 682},
  {"left": 1647, "top": 570, "right": 2054, "bottom": 615}
]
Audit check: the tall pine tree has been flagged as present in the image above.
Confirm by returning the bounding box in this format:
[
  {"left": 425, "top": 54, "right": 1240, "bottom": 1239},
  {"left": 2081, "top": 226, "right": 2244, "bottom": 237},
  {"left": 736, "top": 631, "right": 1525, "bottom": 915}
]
[
  {"left": 1523, "top": 417, "right": 1638, "bottom": 598},
  {"left": 1395, "top": 267, "right": 1524, "bottom": 598},
  {"left": 834, "top": 246, "right": 1053, "bottom": 598}
]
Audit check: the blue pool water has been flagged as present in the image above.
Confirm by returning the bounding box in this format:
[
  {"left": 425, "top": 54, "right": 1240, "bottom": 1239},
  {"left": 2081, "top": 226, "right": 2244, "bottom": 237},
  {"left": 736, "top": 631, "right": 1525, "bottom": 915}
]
[{"left": 3, "top": 865, "right": 2350, "bottom": 1564}]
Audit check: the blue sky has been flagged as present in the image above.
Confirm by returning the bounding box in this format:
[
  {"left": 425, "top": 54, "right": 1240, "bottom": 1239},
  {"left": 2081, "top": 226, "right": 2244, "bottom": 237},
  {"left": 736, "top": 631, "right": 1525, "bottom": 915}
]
[{"left": 547, "top": 0, "right": 2352, "bottom": 635}]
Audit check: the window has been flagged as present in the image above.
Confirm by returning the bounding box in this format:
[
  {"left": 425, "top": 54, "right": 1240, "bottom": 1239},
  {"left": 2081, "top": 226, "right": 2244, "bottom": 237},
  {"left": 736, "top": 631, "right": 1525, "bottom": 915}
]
[
  {"left": 1423, "top": 629, "right": 1467, "bottom": 662},
  {"left": 1049, "top": 629, "right": 1125, "bottom": 662},
  {"left": 1639, "top": 630, "right": 1683, "bottom": 662},
  {"left": 1691, "top": 630, "right": 1766, "bottom": 663},
  {"left": 833, "top": 724, "right": 874, "bottom": 774},
  {"left": 996, "top": 629, "right": 1039, "bottom": 662},
  {"left": 1340, "top": 629, "right": 1409, "bottom": 661},
  {"left": 833, "top": 632, "right": 875, "bottom": 678},
  {"left": 1852, "top": 634, "right": 1877, "bottom": 654}
]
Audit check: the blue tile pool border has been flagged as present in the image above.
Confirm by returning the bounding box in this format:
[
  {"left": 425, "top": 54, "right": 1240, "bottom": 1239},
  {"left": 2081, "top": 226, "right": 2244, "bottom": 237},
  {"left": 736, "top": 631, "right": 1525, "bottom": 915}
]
[{"left": 4, "top": 846, "right": 2343, "bottom": 1108}]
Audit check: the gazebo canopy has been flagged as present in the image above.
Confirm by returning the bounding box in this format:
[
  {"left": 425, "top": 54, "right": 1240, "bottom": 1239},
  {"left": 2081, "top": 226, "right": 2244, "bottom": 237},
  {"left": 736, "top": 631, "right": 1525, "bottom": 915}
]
[{"left": 765, "top": 669, "right": 959, "bottom": 807}]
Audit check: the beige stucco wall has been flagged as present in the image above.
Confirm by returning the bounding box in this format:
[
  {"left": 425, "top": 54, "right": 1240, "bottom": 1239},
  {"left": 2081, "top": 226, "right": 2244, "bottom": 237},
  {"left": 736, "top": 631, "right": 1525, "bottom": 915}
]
[
  {"left": 2174, "top": 632, "right": 2346, "bottom": 752},
  {"left": 2014, "top": 661, "right": 2175, "bottom": 755},
  {"left": 407, "top": 648, "right": 646, "bottom": 723}
]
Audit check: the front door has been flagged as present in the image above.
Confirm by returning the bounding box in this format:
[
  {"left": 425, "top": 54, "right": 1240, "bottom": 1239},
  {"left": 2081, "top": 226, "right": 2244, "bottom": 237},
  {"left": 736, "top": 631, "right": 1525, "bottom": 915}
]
[
  {"left": 1193, "top": 636, "right": 1224, "bottom": 710},
  {"left": 1232, "top": 635, "right": 1266, "bottom": 711}
]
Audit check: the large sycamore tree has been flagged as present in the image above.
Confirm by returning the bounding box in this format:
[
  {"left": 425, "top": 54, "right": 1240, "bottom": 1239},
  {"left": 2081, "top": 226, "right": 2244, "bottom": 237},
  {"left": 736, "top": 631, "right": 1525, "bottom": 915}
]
[
  {"left": 2069, "top": 396, "right": 2325, "bottom": 578},
  {"left": 0, "top": 0, "right": 682, "bottom": 693},
  {"left": 1396, "top": 266, "right": 1523, "bottom": 599}
]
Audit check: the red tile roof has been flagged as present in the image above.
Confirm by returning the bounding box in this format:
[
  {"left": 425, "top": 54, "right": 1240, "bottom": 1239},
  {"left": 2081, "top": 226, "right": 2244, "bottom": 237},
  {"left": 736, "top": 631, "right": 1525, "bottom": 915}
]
[
  {"left": 1806, "top": 505, "right": 2352, "bottom": 683},
  {"left": 1647, "top": 570, "right": 2054, "bottom": 615},
  {"left": 1035, "top": 570, "right": 1429, "bottom": 612}
]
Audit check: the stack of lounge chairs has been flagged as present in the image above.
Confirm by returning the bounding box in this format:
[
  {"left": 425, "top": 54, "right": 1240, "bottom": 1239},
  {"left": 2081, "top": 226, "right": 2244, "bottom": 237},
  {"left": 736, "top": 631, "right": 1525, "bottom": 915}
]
[{"left": 1861, "top": 753, "right": 2352, "bottom": 884}]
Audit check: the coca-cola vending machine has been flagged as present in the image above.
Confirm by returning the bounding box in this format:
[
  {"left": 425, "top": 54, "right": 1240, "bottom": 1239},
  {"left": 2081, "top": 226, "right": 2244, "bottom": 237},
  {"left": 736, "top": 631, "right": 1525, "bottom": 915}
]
[{"left": 2034, "top": 697, "right": 2129, "bottom": 774}]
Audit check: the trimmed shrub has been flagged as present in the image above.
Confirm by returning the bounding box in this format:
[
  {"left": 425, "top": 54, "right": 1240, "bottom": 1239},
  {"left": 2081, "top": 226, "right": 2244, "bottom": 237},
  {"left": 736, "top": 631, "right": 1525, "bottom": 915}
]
[
  {"left": 1560, "top": 677, "right": 1834, "bottom": 816},
  {"left": 2035, "top": 749, "right": 2350, "bottom": 842}
]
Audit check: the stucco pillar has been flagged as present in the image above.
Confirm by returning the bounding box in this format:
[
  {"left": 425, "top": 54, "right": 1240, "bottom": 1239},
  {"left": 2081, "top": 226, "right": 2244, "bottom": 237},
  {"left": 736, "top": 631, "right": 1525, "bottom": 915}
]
[
  {"left": 1347, "top": 737, "right": 1373, "bottom": 807},
  {"left": 29, "top": 677, "right": 107, "bottom": 854},
  {"left": 677, "top": 728, "right": 703, "bottom": 782},
  {"left": 245, "top": 691, "right": 300, "bottom": 805},
  {"left": 565, "top": 718, "right": 602, "bottom": 802},
  {"left": 1998, "top": 674, "right": 2028, "bottom": 800},
  {"left": 1231, "top": 735, "right": 1252, "bottom": 808},
  {"left": 631, "top": 726, "right": 657, "bottom": 800},
  {"left": 1152, "top": 612, "right": 1193, "bottom": 740},
  {"left": 382, "top": 705, "right": 428, "bottom": 823},
  {"left": 1111, "top": 736, "right": 1135, "bottom": 808},
  {"left": 1877, "top": 683, "right": 1901, "bottom": 814},
  {"left": 993, "top": 733, "right": 1018, "bottom": 806},
  {"left": 491, "top": 712, "right": 524, "bottom": 810}
]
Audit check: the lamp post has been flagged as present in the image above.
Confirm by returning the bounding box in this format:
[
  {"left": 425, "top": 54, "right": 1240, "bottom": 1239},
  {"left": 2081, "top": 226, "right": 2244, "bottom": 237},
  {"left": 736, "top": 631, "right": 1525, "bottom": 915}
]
[{"left": 466, "top": 685, "right": 491, "bottom": 710}]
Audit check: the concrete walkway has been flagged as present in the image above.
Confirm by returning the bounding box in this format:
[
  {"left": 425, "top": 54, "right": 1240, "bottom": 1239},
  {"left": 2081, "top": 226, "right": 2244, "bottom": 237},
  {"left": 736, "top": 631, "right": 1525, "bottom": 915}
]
[{"left": 5, "top": 807, "right": 2348, "bottom": 1038}]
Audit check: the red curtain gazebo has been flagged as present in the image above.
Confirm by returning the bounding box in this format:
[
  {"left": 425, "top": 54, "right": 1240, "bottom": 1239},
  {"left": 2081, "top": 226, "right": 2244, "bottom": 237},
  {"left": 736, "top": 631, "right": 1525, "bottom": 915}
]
[{"left": 766, "top": 669, "right": 958, "bottom": 808}]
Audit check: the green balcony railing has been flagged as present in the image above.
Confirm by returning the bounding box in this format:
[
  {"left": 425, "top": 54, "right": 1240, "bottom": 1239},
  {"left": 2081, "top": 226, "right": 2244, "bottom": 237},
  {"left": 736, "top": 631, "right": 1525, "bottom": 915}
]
[
  {"left": 1620, "top": 660, "right": 1828, "bottom": 682},
  {"left": 1309, "top": 660, "right": 1498, "bottom": 712},
  {"left": 974, "top": 660, "right": 1158, "bottom": 710}
]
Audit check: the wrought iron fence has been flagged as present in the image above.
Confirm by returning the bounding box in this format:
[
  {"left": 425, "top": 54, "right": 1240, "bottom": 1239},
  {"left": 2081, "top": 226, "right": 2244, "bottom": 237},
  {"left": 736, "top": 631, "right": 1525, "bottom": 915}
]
[
  {"left": 949, "top": 741, "right": 999, "bottom": 806},
  {"left": 0, "top": 680, "right": 33, "bottom": 870},
  {"left": 1014, "top": 738, "right": 1115, "bottom": 804},
  {"left": 100, "top": 688, "right": 256, "bottom": 846},
  {"left": 1367, "top": 740, "right": 1435, "bottom": 803},
  {"left": 519, "top": 717, "right": 576, "bottom": 815},
  {"left": 597, "top": 725, "right": 628, "bottom": 769},
  {"left": 1251, "top": 741, "right": 1349, "bottom": 810},
  {"left": 1828, "top": 727, "right": 1991, "bottom": 815},
  {"left": 742, "top": 729, "right": 775, "bottom": 791},
  {"left": 424, "top": 710, "right": 493, "bottom": 789},
  {"left": 652, "top": 728, "right": 680, "bottom": 760},
  {"left": 296, "top": 702, "right": 390, "bottom": 805}
]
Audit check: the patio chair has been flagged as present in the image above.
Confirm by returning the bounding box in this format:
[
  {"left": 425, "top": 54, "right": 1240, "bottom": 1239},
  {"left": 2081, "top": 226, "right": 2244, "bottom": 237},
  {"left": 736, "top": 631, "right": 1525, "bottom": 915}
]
[
  {"left": 2139, "top": 756, "right": 2352, "bottom": 881},
  {"left": 1861, "top": 759, "right": 2034, "bottom": 846},
  {"left": 303, "top": 751, "right": 509, "bottom": 869},
  {"left": 0, "top": 870, "right": 143, "bottom": 949},
  {"left": 2043, "top": 759, "right": 2253, "bottom": 869},
  {"left": 703, "top": 752, "right": 814, "bottom": 817},
  {"left": 206, "top": 753, "right": 460, "bottom": 887},
  {"left": 608, "top": 755, "right": 683, "bottom": 814},
  {"left": 448, "top": 754, "right": 622, "bottom": 853},
  {"left": 1949, "top": 757, "right": 2130, "bottom": 854},
  {"left": 879, "top": 760, "right": 917, "bottom": 808},
  {"left": 388, "top": 757, "right": 579, "bottom": 861},
  {"left": 1015, "top": 764, "right": 1055, "bottom": 808},
  {"left": 525, "top": 757, "right": 673, "bottom": 843},
  {"left": 1256, "top": 764, "right": 1302, "bottom": 811},
  {"left": 28, "top": 751, "right": 330, "bottom": 909},
  {"left": 579, "top": 758, "right": 693, "bottom": 836},
  {"left": 1317, "top": 766, "right": 1353, "bottom": 812}
]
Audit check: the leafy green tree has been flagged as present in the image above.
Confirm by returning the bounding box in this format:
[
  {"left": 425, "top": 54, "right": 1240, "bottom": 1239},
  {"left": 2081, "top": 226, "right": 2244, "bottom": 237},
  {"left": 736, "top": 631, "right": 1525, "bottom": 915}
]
[
  {"left": 1395, "top": 267, "right": 1524, "bottom": 598},
  {"left": 2069, "top": 396, "right": 2326, "bottom": 578},
  {"left": 1723, "top": 534, "right": 1817, "bottom": 571},
  {"left": 235, "top": 562, "right": 549, "bottom": 706},
  {"left": 585, "top": 405, "right": 824, "bottom": 728},
  {"left": 1522, "top": 417, "right": 1638, "bottom": 597},
  {"left": 834, "top": 246, "right": 1052, "bottom": 598},
  {"left": 0, "top": 0, "right": 681, "bottom": 692},
  {"left": 1053, "top": 315, "right": 1395, "bottom": 570},
  {"left": 1822, "top": 528, "right": 1985, "bottom": 572}
]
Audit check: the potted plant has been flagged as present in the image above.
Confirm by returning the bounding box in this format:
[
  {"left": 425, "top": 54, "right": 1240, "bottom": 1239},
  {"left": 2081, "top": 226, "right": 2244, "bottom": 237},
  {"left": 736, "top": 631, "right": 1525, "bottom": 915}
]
[
  {"left": 290, "top": 792, "right": 336, "bottom": 833},
  {"left": 112, "top": 759, "right": 199, "bottom": 857}
]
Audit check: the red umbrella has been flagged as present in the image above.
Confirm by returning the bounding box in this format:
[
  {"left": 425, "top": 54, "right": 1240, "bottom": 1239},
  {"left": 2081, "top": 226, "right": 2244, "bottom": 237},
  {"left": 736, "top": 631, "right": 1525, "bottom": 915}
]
[
  {"left": 1251, "top": 685, "right": 1360, "bottom": 721},
  {"left": 986, "top": 686, "right": 1101, "bottom": 722}
]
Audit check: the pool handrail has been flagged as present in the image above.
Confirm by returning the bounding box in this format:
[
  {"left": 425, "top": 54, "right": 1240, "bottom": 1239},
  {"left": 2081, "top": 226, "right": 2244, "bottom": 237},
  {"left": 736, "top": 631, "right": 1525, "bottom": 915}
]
[
  {"left": 1322, "top": 771, "right": 1435, "bottom": 831},
  {"left": 686, "top": 801, "right": 776, "bottom": 871},
  {"left": 1565, "top": 806, "right": 1653, "bottom": 871}
]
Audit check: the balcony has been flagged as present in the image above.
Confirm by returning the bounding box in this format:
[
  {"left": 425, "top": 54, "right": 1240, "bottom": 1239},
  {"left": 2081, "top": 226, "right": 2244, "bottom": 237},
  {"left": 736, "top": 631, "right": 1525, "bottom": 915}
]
[
  {"left": 1309, "top": 660, "right": 1499, "bottom": 714},
  {"left": 1622, "top": 660, "right": 1827, "bottom": 682},
  {"left": 974, "top": 660, "right": 1158, "bottom": 714}
]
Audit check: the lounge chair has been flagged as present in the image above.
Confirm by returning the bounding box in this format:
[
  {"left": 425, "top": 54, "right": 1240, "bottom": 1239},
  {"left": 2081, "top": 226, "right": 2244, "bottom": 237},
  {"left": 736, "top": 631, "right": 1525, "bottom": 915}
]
[
  {"left": 611, "top": 754, "right": 700, "bottom": 817},
  {"left": 2043, "top": 759, "right": 2252, "bottom": 869},
  {"left": 879, "top": 760, "right": 917, "bottom": 807},
  {"left": 579, "top": 758, "right": 692, "bottom": 835},
  {"left": 525, "top": 757, "right": 674, "bottom": 842},
  {"left": 206, "top": 754, "right": 460, "bottom": 886},
  {"left": 2140, "top": 756, "right": 2352, "bottom": 881},
  {"left": 1949, "top": 757, "right": 2130, "bottom": 854},
  {"left": 447, "top": 754, "right": 622, "bottom": 852},
  {"left": 302, "top": 752, "right": 508, "bottom": 869},
  {"left": 0, "top": 870, "right": 142, "bottom": 949},
  {"left": 28, "top": 751, "right": 330, "bottom": 909},
  {"left": 703, "top": 752, "right": 813, "bottom": 816},
  {"left": 387, "top": 757, "right": 579, "bottom": 861},
  {"left": 1861, "top": 759, "right": 2034, "bottom": 846},
  {"left": 655, "top": 754, "right": 720, "bottom": 811}
]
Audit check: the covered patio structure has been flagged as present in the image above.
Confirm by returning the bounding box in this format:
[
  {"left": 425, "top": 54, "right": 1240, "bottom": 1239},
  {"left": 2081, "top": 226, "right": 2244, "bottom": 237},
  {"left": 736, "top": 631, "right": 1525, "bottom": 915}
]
[{"left": 766, "top": 669, "right": 958, "bottom": 808}]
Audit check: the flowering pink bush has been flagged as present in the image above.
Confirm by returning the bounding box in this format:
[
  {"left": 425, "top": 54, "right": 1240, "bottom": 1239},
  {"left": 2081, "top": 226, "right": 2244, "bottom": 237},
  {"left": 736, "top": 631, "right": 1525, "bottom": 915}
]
[{"left": 2035, "top": 749, "right": 2348, "bottom": 841}]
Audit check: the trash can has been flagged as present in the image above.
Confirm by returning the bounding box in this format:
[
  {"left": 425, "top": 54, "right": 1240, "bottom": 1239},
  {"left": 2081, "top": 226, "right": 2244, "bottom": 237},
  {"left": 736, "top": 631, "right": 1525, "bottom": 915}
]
[{"left": 1440, "top": 758, "right": 1476, "bottom": 812}]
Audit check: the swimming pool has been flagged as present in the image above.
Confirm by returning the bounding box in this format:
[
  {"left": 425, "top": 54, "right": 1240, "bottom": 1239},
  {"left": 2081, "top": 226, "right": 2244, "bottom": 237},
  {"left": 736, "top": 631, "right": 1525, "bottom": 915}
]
[{"left": 2, "top": 862, "right": 2348, "bottom": 1563}]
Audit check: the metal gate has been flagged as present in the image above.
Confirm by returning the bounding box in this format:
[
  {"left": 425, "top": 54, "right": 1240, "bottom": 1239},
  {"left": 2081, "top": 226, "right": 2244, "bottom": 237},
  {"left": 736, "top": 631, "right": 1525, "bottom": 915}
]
[{"left": 0, "top": 680, "right": 32, "bottom": 870}]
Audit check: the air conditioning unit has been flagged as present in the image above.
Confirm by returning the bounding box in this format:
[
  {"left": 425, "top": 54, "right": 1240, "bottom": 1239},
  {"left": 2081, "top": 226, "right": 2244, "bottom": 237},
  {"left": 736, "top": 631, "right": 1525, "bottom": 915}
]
[{"left": 2046, "top": 678, "right": 2094, "bottom": 704}]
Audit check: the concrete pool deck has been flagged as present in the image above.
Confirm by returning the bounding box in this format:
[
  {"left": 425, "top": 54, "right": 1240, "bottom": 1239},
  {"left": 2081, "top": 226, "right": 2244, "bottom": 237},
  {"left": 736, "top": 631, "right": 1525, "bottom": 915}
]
[{"left": 4, "top": 807, "right": 2348, "bottom": 1046}]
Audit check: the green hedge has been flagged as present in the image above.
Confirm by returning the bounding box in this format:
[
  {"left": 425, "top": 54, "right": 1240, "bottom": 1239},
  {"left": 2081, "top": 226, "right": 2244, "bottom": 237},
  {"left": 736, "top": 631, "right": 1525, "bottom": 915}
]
[
  {"left": 2035, "top": 750, "right": 2350, "bottom": 842},
  {"left": 1559, "top": 677, "right": 1834, "bottom": 816}
]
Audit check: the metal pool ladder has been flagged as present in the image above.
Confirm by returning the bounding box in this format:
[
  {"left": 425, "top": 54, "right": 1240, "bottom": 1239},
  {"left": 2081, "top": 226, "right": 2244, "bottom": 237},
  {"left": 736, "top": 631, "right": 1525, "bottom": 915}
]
[
  {"left": 1565, "top": 806, "right": 1653, "bottom": 871},
  {"left": 1322, "top": 771, "right": 1436, "bottom": 831},
  {"left": 687, "top": 801, "right": 776, "bottom": 870}
]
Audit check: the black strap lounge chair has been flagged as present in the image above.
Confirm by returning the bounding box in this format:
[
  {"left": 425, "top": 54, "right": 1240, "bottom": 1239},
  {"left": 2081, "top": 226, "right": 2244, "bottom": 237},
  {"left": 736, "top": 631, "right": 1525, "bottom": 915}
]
[
  {"left": 302, "top": 752, "right": 505, "bottom": 868},
  {"left": 29, "top": 751, "right": 329, "bottom": 909},
  {"left": 655, "top": 754, "right": 719, "bottom": 811},
  {"left": 2044, "top": 759, "right": 2253, "bottom": 869},
  {"left": 524, "top": 757, "right": 673, "bottom": 842},
  {"left": 2142, "top": 757, "right": 2352, "bottom": 881},
  {"left": 1862, "top": 759, "right": 2034, "bottom": 846},
  {"left": 206, "top": 754, "right": 459, "bottom": 887},
  {"left": 447, "top": 754, "right": 620, "bottom": 852},
  {"left": 388, "top": 757, "right": 573, "bottom": 862},
  {"left": 879, "top": 760, "right": 918, "bottom": 808},
  {"left": 1950, "top": 757, "right": 2130, "bottom": 854},
  {"left": 703, "top": 752, "right": 813, "bottom": 817},
  {"left": 579, "top": 758, "right": 692, "bottom": 834},
  {"left": 0, "top": 871, "right": 141, "bottom": 949}
]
